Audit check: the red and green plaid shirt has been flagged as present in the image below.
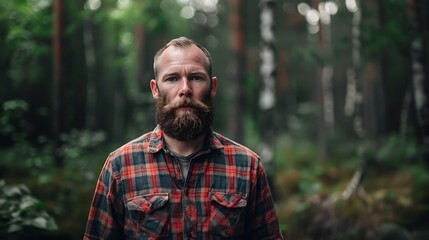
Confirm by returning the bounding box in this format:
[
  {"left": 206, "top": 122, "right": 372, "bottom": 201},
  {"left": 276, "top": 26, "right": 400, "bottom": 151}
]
[{"left": 84, "top": 126, "right": 283, "bottom": 239}]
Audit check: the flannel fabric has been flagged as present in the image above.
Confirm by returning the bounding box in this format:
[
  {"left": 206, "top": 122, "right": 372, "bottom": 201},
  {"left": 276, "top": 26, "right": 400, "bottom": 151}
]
[{"left": 84, "top": 126, "right": 283, "bottom": 239}]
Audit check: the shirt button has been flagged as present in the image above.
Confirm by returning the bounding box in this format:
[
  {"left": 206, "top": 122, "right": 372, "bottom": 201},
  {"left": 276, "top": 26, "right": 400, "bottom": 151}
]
[{"left": 176, "top": 167, "right": 181, "bottom": 172}]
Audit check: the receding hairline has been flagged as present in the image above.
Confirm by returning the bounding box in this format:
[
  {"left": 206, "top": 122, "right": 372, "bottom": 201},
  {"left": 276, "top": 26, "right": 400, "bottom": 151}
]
[{"left": 153, "top": 37, "right": 212, "bottom": 79}]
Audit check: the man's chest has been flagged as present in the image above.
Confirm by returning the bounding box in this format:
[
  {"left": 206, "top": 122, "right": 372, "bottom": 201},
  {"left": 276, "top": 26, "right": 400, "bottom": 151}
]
[{"left": 118, "top": 152, "right": 253, "bottom": 239}]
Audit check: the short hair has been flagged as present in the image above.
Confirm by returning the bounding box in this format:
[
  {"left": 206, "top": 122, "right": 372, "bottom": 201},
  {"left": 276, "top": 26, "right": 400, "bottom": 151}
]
[{"left": 153, "top": 37, "right": 212, "bottom": 79}]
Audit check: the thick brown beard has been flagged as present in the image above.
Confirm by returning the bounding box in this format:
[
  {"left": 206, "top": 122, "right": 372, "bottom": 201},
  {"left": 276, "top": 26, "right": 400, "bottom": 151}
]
[{"left": 155, "top": 91, "right": 213, "bottom": 141}]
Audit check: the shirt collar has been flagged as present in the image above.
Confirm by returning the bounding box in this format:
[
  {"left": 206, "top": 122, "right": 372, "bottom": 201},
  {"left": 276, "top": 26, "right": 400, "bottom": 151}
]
[{"left": 145, "top": 125, "right": 224, "bottom": 153}]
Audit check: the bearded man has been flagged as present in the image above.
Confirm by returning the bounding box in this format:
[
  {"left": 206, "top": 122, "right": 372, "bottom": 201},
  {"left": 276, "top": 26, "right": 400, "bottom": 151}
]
[{"left": 84, "top": 37, "right": 283, "bottom": 240}]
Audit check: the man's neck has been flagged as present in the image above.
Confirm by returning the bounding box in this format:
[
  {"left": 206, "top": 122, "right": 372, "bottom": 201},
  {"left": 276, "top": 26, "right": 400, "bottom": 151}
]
[{"left": 163, "top": 133, "right": 205, "bottom": 156}]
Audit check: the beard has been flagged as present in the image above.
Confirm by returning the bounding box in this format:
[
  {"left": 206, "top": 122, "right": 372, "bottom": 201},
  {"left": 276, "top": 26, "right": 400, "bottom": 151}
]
[{"left": 155, "top": 90, "right": 214, "bottom": 141}]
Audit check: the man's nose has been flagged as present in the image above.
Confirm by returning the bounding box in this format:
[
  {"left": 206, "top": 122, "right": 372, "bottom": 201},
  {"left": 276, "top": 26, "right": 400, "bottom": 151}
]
[{"left": 179, "top": 78, "right": 192, "bottom": 97}]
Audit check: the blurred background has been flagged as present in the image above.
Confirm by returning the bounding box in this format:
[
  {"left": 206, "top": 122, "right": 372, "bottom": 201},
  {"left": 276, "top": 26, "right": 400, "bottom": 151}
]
[{"left": 1, "top": 0, "right": 429, "bottom": 239}]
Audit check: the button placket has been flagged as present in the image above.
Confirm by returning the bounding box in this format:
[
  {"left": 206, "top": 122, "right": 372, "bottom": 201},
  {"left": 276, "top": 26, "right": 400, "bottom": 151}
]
[
  {"left": 182, "top": 179, "right": 197, "bottom": 238},
  {"left": 164, "top": 153, "right": 185, "bottom": 190}
]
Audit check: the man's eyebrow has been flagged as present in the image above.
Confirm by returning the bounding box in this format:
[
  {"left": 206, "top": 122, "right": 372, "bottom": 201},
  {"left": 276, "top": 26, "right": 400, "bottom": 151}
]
[
  {"left": 189, "top": 70, "right": 208, "bottom": 75},
  {"left": 161, "top": 72, "right": 179, "bottom": 78}
]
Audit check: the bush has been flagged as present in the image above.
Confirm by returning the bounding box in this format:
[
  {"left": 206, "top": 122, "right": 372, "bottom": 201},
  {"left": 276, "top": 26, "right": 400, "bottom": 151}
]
[{"left": 0, "top": 180, "right": 57, "bottom": 238}]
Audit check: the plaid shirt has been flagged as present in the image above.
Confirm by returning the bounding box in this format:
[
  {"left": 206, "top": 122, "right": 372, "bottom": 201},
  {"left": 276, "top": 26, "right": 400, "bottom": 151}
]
[{"left": 84, "top": 127, "right": 283, "bottom": 240}]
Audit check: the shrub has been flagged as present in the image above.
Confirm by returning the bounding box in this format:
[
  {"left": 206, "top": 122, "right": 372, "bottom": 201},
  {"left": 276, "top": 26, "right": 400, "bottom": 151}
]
[{"left": 0, "top": 180, "right": 57, "bottom": 238}]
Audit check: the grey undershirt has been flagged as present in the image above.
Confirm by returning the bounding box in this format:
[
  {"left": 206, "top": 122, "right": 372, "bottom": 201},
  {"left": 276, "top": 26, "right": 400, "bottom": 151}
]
[{"left": 168, "top": 150, "right": 198, "bottom": 180}]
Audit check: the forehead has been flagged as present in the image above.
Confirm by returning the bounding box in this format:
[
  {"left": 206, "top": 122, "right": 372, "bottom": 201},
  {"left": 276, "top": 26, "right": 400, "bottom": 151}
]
[{"left": 157, "top": 45, "right": 209, "bottom": 75}]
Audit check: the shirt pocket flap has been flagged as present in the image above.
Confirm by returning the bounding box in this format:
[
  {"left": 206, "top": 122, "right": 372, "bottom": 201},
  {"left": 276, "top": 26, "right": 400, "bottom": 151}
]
[
  {"left": 209, "top": 191, "right": 247, "bottom": 208},
  {"left": 127, "top": 193, "right": 169, "bottom": 213}
]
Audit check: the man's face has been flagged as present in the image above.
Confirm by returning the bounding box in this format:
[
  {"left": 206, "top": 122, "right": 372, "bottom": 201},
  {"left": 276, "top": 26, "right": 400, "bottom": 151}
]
[{"left": 150, "top": 45, "right": 218, "bottom": 141}]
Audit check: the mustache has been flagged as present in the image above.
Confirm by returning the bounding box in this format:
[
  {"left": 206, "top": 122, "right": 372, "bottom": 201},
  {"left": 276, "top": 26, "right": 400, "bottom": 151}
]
[{"left": 162, "top": 97, "right": 211, "bottom": 113}]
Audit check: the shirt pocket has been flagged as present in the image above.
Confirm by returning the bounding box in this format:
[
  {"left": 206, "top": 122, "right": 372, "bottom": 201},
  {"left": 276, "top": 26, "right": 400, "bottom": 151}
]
[
  {"left": 126, "top": 193, "right": 170, "bottom": 238},
  {"left": 209, "top": 191, "right": 247, "bottom": 238}
]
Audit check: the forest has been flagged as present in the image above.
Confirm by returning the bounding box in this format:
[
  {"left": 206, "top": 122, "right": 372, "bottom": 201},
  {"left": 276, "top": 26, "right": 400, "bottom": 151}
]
[{"left": 1, "top": 0, "right": 429, "bottom": 239}]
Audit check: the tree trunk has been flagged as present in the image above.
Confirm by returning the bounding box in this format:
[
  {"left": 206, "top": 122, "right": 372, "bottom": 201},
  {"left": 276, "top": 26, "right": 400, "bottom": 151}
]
[
  {"left": 408, "top": 0, "right": 429, "bottom": 166},
  {"left": 344, "top": 0, "right": 365, "bottom": 139},
  {"left": 319, "top": 1, "right": 337, "bottom": 160},
  {"left": 311, "top": 0, "right": 328, "bottom": 160},
  {"left": 83, "top": 7, "right": 96, "bottom": 130},
  {"left": 52, "top": 0, "right": 63, "bottom": 167},
  {"left": 135, "top": 24, "right": 145, "bottom": 90},
  {"left": 259, "top": 0, "right": 276, "bottom": 187},
  {"left": 342, "top": 0, "right": 366, "bottom": 199},
  {"left": 227, "top": 0, "right": 245, "bottom": 143},
  {"left": 319, "top": 2, "right": 335, "bottom": 128}
]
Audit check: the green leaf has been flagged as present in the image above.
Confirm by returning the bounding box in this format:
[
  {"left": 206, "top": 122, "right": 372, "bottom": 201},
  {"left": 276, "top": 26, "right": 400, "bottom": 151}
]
[
  {"left": 20, "top": 196, "right": 38, "bottom": 210},
  {"left": 32, "top": 217, "right": 47, "bottom": 229},
  {"left": 7, "top": 224, "right": 22, "bottom": 233},
  {"left": 0, "top": 181, "right": 58, "bottom": 233}
]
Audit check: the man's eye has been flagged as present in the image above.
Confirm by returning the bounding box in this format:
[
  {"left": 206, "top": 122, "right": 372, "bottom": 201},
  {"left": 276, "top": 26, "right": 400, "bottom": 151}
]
[
  {"left": 166, "top": 77, "right": 178, "bottom": 82},
  {"left": 190, "top": 76, "right": 203, "bottom": 81}
]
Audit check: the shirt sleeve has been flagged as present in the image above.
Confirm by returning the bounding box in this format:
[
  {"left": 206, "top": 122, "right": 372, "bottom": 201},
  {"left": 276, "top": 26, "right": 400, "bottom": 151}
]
[
  {"left": 84, "top": 158, "right": 125, "bottom": 240},
  {"left": 247, "top": 160, "right": 284, "bottom": 240}
]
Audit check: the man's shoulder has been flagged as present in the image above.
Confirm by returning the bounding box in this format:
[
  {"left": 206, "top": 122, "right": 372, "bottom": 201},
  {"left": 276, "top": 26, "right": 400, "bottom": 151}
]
[
  {"left": 212, "top": 131, "right": 260, "bottom": 160},
  {"left": 107, "top": 130, "right": 159, "bottom": 161}
]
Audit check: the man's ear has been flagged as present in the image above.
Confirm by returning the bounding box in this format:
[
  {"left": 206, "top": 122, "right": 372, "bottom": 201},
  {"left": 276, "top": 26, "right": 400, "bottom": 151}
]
[
  {"left": 150, "top": 79, "right": 159, "bottom": 99},
  {"left": 210, "top": 76, "right": 218, "bottom": 97}
]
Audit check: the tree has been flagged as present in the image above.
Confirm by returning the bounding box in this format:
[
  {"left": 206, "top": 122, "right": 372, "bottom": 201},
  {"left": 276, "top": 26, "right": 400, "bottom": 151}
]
[
  {"left": 408, "top": 0, "right": 429, "bottom": 165},
  {"left": 52, "top": 0, "right": 63, "bottom": 167},
  {"left": 227, "top": 0, "right": 245, "bottom": 143},
  {"left": 259, "top": 0, "right": 277, "bottom": 184}
]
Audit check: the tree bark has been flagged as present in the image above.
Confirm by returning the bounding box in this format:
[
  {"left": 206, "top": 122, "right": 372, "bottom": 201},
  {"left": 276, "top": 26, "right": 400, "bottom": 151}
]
[
  {"left": 83, "top": 6, "right": 96, "bottom": 130},
  {"left": 408, "top": 0, "right": 429, "bottom": 166},
  {"left": 228, "top": 0, "right": 245, "bottom": 143},
  {"left": 259, "top": 0, "right": 276, "bottom": 187},
  {"left": 52, "top": 0, "right": 63, "bottom": 167}
]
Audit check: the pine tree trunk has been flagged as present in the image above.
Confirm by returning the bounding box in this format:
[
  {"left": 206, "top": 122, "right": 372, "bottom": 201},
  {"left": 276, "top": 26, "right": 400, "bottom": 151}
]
[
  {"left": 83, "top": 8, "right": 96, "bottom": 130},
  {"left": 227, "top": 0, "right": 245, "bottom": 143},
  {"left": 52, "top": 0, "right": 63, "bottom": 167}
]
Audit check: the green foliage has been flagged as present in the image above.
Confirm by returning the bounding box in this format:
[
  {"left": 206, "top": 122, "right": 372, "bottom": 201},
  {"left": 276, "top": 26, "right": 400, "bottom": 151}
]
[
  {"left": 0, "top": 126, "right": 106, "bottom": 186},
  {"left": 0, "top": 140, "right": 113, "bottom": 240},
  {"left": 0, "top": 100, "right": 29, "bottom": 143},
  {"left": 0, "top": 180, "right": 57, "bottom": 237},
  {"left": 59, "top": 129, "right": 106, "bottom": 160},
  {"left": 274, "top": 130, "right": 429, "bottom": 239},
  {"left": 365, "top": 134, "right": 421, "bottom": 169},
  {"left": 377, "top": 222, "right": 411, "bottom": 240},
  {"left": 361, "top": 0, "right": 414, "bottom": 58},
  {"left": 0, "top": 1, "right": 52, "bottom": 145},
  {"left": 0, "top": 0, "right": 51, "bottom": 84}
]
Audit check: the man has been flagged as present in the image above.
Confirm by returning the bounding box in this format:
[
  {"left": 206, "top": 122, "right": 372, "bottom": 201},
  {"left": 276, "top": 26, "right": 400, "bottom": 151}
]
[{"left": 84, "top": 37, "right": 283, "bottom": 239}]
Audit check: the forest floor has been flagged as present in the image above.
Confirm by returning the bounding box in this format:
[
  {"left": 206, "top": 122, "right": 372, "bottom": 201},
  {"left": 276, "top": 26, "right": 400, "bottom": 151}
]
[{"left": 274, "top": 161, "right": 429, "bottom": 240}]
